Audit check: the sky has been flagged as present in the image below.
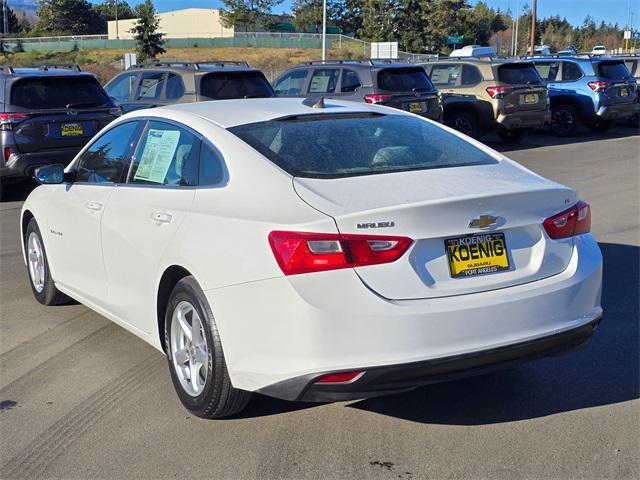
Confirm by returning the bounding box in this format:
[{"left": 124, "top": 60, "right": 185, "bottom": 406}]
[{"left": 90, "top": 0, "right": 637, "bottom": 29}]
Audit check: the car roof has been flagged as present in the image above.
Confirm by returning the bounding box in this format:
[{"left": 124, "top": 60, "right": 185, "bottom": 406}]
[
  {"left": 125, "top": 61, "right": 259, "bottom": 75},
  {"left": 0, "top": 66, "right": 95, "bottom": 78},
  {"left": 293, "top": 60, "right": 423, "bottom": 70},
  {"left": 125, "top": 97, "right": 392, "bottom": 128}
]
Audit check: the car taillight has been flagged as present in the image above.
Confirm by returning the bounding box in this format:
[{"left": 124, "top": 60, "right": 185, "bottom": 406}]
[
  {"left": 4, "top": 147, "right": 11, "bottom": 162},
  {"left": 268, "top": 231, "right": 413, "bottom": 275},
  {"left": 315, "top": 370, "right": 364, "bottom": 384},
  {"left": 543, "top": 201, "right": 591, "bottom": 239},
  {"left": 0, "top": 112, "right": 29, "bottom": 130},
  {"left": 364, "top": 94, "right": 392, "bottom": 104},
  {"left": 588, "top": 81, "right": 610, "bottom": 92},
  {"left": 486, "top": 86, "right": 511, "bottom": 98}
]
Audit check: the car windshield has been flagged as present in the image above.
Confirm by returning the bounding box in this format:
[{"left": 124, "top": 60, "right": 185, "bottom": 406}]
[
  {"left": 229, "top": 113, "right": 498, "bottom": 179},
  {"left": 497, "top": 64, "right": 543, "bottom": 84},
  {"left": 10, "top": 76, "right": 110, "bottom": 110},
  {"left": 376, "top": 68, "right": 434, "bottom": 92},
  {"left": 597, "top": 61, "right": 631, "bottom": 79},
  {"left": 200, "top": 71, "right": 275, "bottom": 100}
]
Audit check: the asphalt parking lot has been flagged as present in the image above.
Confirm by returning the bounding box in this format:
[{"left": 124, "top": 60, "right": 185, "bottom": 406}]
[{"left": 0, "top": 126, "right": 638, "bottom": 479}]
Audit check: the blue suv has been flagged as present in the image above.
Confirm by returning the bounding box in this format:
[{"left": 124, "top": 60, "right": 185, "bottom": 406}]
[{"left": 529, "top": 56, "right": 639, "bottom": 136}]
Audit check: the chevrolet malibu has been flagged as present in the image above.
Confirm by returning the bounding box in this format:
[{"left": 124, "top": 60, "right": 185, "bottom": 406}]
[{"left": 21, "top": 98, "right": 603, "bottom": 418}]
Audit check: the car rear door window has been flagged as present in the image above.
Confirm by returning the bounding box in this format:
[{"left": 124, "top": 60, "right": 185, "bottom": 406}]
[
  {"left": 105, "top": 72, "right": 138, "bottom": 102},
  {"left": 308, "top": 69, "right": 340, "bottom": 94},
  {"left": 165, "top": 73, "right": 185, "bottom": 100},
  {"left": 340, "top": 69, "right": 361, "bottom": 92},
  {"left": 429, "top": 64, "right": 461, "bottom": 87},
  {"left": 462, "top": 65, "right": 483, "bottom": 85},
  {"left": 129, "top": 121, "right": 200, "bottom": 187},
  {"left": 10, "top": 76, "right": 110, "bottom": 110},
  {"left": 200, "top": 71, "right": 274, "bottom": 100},
  {"left": 274, "top": 70, "right": 309, "bottom": 96},
  {"left": 76, "top": 121, "right": 140, "bottom": 183},
  {"left": 377, "top": 67, "right": 433, "bottom": 92},
  {"left": 135, "top": 72, "right": 166, "bottom": 100},
  {"left": 561, "top": 62, "right": 583, "bottom": 81},
  {"left": 597, "top": 61, "right": 631, "bottom": 79},
  {"left": 498, "top": 63, "right": 543, "bottom": 84}
]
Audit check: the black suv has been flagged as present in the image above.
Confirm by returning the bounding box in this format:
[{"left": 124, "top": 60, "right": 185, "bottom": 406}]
[
  {"left": 273, "top": 60, "right": 443, "bottom": 121},
  {"left": 1, "top": 64, "right": 120, "bottom": 195},
  {"left": 104, "top": 61, "right": 275, "bottom": 113}
]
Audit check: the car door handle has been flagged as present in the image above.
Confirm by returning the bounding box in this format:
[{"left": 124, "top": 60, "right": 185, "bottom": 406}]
[
  {"left": 151, "top": 212, "right": 173, "bottom": 224},
  {"left": 85, "top": 201, "right": 103, "bottom": 212}
]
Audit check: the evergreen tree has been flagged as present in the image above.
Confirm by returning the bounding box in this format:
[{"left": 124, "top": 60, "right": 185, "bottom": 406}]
[
  {"left": 35, "top": 0, "right": 104, "bottom": 35},
  {"left": 292, "top": 0, "right": 338, "bottom": 33},
  {"left": 92, "top": 0, "right": 136, "bottom": 21},
  {"left": 220, "top": 0, "right": 283, "bottom": 31},
  {"left": 131, "top": 0, "right": 165, "bottom": 62},
  {"left": 0, "top": 2, "right": 20, "bottom": 34}
]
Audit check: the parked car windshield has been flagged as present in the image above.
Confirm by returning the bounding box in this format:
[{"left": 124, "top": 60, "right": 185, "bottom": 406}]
[
  {"left": 200, "top": 71, "right": 274, "bottom": 100},
  {"left": 376, "top": 67, "right": 434, "bottom": 92},
  {"left": 497, "top": 64, "right": 543, "bottom": 84},
  {"left": 597, "top": 61, "right": 631, "bottom": 79},
  {"left": 10, "top": 76, "right": 110, "bottom": 110},
  {"left": 230, "top": 113, "right": 497, "bottom": 178}
]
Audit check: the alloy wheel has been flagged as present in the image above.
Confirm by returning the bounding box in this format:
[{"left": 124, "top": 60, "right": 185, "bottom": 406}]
[
  {"left": 170, "top": 301, "right": 209, "bottom": 397},
  {"left": 27, "top": 232, "right": 45, "bottom": 293}
]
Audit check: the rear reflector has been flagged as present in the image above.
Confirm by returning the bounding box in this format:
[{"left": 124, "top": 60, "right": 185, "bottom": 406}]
[
  {"left": 268, "top": 231, "right": 413, "bottom": 275},
  {"left": 315, "top": 371, "right": 364, "bottom": 384},
  {"left": 4, "top": 147, "right": 11, "bottom": 162},
  {"left": 543, "top": 201, "right": 591, "bottom": 239}
]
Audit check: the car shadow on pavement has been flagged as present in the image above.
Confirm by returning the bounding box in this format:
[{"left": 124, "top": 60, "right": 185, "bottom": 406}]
[{"left": 346, "top": 242, "right": 639, "bottom": 425}]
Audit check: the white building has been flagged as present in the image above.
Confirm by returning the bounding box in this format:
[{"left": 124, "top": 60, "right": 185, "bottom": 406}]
[{"left": 107, "top": 8, "right": 234, "bottom": 40}]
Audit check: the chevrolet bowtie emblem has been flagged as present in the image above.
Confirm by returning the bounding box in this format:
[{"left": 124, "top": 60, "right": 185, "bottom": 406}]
[{"left": 469, "top": 215, "right": 499, "bottom": 229}]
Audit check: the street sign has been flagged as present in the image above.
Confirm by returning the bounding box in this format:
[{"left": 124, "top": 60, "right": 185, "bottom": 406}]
[
  {"left": 624, "top": 30, "right": 631, "bottom": 39},
  {"left": 633, "top": 31, "right": 640, "bottom": 40},
  {"left": 447, "top": 35, "right": 464, "bottom": 45}
]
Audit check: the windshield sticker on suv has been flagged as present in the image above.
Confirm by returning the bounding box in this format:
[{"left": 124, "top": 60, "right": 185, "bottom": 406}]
[{"left": 134, "top": 129, "right": 180, "bottom": 184}]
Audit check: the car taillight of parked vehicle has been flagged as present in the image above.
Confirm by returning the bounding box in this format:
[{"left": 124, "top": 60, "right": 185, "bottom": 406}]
[
  {"left": 486, "top": 86, "right": 511, "bottom": 99},
  {"left": 0, "top": 112, "right": 30, "bottom": 130},
  {"left": 543, "top": 201, "right": 591, "bottom": 239},
  {"left": 268, "top": 231, "right": 413, "bottom": 275},
  {"left": 364, "top": 94, "right": 392, "bottom": 104},
  {"left": 588, "top": 81, "right": 610, "bottom": 92}
]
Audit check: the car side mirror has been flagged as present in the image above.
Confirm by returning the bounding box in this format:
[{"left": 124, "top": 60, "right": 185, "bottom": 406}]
[{"left": 34, "top": 164, "right": 65, "bottom": 185}]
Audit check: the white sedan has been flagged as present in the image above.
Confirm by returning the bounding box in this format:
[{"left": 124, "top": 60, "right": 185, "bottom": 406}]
[{"left": 21, "top": 98, "right": 603, "bottom": 418}]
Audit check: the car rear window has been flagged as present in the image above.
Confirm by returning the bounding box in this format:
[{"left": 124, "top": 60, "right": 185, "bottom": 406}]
[
  {"left": 200, "top": 71, "right": 274, "bottom": 100},
  {"left": 10, "top": 76, "right": 110, "bottom": 110},
  {"left": 229, "top": 113, "right": 497, "bottom": 179},
  {"left": 597, "top": 61, "right": 631, "bottom": 79},
  {"left": 497, "top": 63, "right": 542, "bottom": 85},
  {"left": 376, "top": 68, "right": 434, "bottom": 92}
]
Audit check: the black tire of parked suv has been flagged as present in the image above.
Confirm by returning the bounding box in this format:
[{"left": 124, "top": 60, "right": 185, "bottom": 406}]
[
  {"left": 550, "top": 104, "right": 578, "bottom": 137},
  {"left": 445, "top": 111, "right": 480, "bottom": 138},
  {"left": 586, "top": 118, "right": 613, "bottom": 133},
  {"left": 24, "top": 218, "right": 70, "bottom": 306},
  {"left": 165, "top": 276, "right": 252, "bottom": 419},
  {"left": 497, "top": 128, "right": 526, "bottom": 143}
]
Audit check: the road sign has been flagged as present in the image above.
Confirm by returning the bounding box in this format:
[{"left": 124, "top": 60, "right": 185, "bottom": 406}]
[
  {"left": 447, "top": 35, "right": 464, "bottom": 45},
  {"left": 633, "top": 31, "right": 640, "bottom": 40},
  {"left": 624, "top": 30, "right": 631, "bottom": 39}
]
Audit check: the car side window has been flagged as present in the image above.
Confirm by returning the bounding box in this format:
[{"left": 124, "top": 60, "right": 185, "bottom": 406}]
[
  {"left": 462, "top": 65, "right": 483, "bottom": 85},
  {"left": 129, "top": 121, "right": 200, "bottom": 187},
  {"left": 308, "top": 69, "right": 340, "bottom": 94},
  {"left": 533, "top": 62, "right": 559, "bottom": 82},
  {"left": 273, "top": 70, "right": 309, "bottom": 96},
  {"left": 105, "top": 72, "right": 138, "bottom": 102},
  {"left": 76, "top": 122, "right": 140, "bottom": 184},
  {"left": 166, "top": 73, "right": 185, "bottom": 100},
  {"left": 340, "top": 69, "right": 361, "bottom": 92},
  {"left": 135, "top": 72, "right": 167, "bottom": 100},
  {"left": 199, "top": 141, "right": 225, "bottom": 186},
  {"left": 429, "top": 64, "right": 461, "bottom": 87},
  {"left": 562, "top": 62, "right": 582, "bottom": 81}
]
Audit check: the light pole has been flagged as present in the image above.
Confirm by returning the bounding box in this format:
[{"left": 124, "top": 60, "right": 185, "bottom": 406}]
[
  {"left": 512, "top": 0, "right": 520, "bottom": 56},
  {"left": 3, "top": 0, "right": 9, "bottom": 35},
  {"left": 115, "top": 0, "right": 120, "bottom": 40},
  {"left": 529, "top": 0, "right": 537, "bottom": 56},
  {"left": 321, "top": 0, "right": 327, "bottom": 61}
]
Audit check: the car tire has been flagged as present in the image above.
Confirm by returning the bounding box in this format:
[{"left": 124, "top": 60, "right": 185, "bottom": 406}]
[
  {"left": 446, "top": 111, "right": 480, "bottom": 138},
  {"left": 587, "top": 118, "right": 613, "bottom": 133},
  {"left": 24, "top": 218, "right": 70, "bottom": 306},
  {"left": 165, "top": 276, "right": 251, "bottom": 419},
  {"left": 550, "top": 104, "right": 578, "bottom": 137},
  {"left": 497, "top": 128, "right": 526, "bottom": 143}
]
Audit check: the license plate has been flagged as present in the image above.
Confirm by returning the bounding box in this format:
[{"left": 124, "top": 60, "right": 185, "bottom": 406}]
[
  {"left": 620, "top": 88, "right": 629, "bottom": 97},
  {"left": 445, "top": 232, "right": 510, "bottom": 278},
  {"left": 408, "top": 102, "right": 425, "bottom": 113},
  {"left": 521, "top": 93, "right": 538, "bottom": 104},
  {"left": 60, "top": 123, "right": 84, "bottom": 137}
]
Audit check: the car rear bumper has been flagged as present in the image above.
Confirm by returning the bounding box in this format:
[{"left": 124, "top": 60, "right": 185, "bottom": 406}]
[
  {"left": 496, "top": 109, "right": 551, "bottom": 129},
  {"left": 596, "top": 102, "right": 640, "bottom": 120},
  {"left": 1, "top": 148, "right": 79, "bottom": 179},
  {"left": 206, "top": 234, "right": 603, "bottom": 398}
]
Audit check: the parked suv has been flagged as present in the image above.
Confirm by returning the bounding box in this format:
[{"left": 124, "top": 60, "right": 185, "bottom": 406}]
[
  {"left": 615, "top": 54, "right": 640, "bottom": 126},
  {"left": 273, "top": 60, "right": 443, "bottom": 121},
  {"left": 422, "top": 58, "right": 550, "bottom": 141},
  {"left": 1, "top": 64, "right": 120, "bottom": 197},
  {"left": 104, "top": 61, "right": 275, "bottom": 113},
  {"left": 529, "top": 56, "right": 639, "bottom": 136}
]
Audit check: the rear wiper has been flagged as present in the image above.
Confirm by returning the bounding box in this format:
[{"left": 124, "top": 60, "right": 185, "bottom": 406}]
[
  {"left": 412, "top": 87, "right": 432, "bottom": 92},
  {"left": 66, "top": 102, "right": 100, "bottom": 109},
  {"left": 243, "top": 94, "right": 270, "bottom": 99}
]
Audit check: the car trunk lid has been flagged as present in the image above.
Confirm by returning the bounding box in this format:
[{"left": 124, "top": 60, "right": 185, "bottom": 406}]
[{"left": 495, "top": 63, "right": 548, "bottom": 114}]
